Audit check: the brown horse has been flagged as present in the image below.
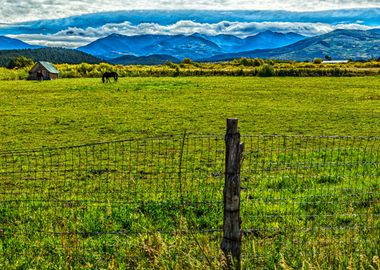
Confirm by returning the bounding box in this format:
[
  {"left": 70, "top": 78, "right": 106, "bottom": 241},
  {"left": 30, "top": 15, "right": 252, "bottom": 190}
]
[{"left": 102, "top": 72, "right": 118, "bottom": 83}]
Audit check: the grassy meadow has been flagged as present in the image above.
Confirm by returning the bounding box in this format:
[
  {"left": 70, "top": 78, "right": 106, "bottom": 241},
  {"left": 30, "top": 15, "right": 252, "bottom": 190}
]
[
  {"left": 0, "top": 76, "right": 380, "bottom": 150},
  {"left": 0, "top": 76, "right": 380, "bottom": 269}
]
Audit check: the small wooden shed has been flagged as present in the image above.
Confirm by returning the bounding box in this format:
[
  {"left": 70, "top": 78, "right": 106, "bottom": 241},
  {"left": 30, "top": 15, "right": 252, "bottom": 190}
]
[{"left": 29, "top": 61, "right": 59, "bottom": 80}]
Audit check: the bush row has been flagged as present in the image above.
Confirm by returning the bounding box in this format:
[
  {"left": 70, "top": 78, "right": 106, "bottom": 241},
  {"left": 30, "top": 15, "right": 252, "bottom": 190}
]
[{"left": 1, "top": 60, "right": 379, "bottom": 80}]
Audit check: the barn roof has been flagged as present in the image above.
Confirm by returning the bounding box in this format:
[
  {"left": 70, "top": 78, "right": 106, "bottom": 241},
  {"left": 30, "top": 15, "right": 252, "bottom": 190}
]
[
  {"left": 322, "top": 60, "right": 349, "bottom": 64},
  {"left": 38, "top": 61, "right": 59, "bottom": 74}
]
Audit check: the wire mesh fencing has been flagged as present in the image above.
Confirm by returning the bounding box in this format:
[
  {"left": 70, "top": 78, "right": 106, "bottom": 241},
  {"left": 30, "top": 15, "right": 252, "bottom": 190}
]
[
  {"left": 0, "top": 135, "right": 226, "bottom": 269},
  {"left": 0, "top": 134, "right": 379, "bottom": 269},
  {"left": 240, "top": 135, "right": 380, "bottom": 268}
]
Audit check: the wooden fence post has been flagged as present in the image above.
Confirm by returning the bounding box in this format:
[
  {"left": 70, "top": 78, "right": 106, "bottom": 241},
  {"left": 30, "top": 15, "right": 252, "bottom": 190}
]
[{"left": 221, "top": 118, "right": 244, "bottom": 270}]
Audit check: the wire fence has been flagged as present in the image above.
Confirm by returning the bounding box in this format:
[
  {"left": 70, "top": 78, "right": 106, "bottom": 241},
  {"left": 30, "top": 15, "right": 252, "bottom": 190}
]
[
  {"left": 0, "top": 134, "right": 379, "bottom": 268},
  {"left": 240, "top": 135, "right": 380, "bottom": 268}
]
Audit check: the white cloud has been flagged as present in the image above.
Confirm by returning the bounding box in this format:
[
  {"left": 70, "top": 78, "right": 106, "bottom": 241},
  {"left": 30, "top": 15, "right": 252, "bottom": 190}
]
[
  {"left": 7, "top": 33, "right": 95, "bottom": 48},
  {"left": 8, "top": 20, "right": 378, "bottom": 48},
  {"left": 52, "top": 20, "right": 380, "bottom": 37},
  {"left": 1, "top": 0, "right": 380, "bottom": 23}
]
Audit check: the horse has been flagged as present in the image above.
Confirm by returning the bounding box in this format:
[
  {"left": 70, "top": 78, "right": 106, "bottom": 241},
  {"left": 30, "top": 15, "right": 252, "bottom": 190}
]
[{"left": 102, "top": 72, "right": 118, "bottom": 83}]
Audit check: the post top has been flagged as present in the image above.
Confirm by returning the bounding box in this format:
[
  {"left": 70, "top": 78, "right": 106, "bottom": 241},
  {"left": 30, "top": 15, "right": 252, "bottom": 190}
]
[{"left": 226, "top": 118, "right": 239, "bottom": 134}]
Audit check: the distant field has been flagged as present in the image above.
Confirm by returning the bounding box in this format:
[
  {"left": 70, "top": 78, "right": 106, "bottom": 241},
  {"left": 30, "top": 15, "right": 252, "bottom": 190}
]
[{"left": 1, "top": 76, "right": 379, "bottom": 150}]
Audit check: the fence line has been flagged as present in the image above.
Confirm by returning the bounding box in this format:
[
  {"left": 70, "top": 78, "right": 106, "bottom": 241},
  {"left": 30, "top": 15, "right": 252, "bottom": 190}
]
[{"left": 0, "top": 132, "right": 379, "bottom": 268}]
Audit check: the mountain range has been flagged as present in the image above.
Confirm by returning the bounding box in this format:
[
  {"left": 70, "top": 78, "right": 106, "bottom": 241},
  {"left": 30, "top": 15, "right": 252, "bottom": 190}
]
[
  {"left": 0, "top": 29, "right": 379, "bottom": 64},
  {"left": 78, "top": 31, "right": 306, "bottom": 60},
  {"left": 206, "top": 29, "right": 380, "bottom": 61}
]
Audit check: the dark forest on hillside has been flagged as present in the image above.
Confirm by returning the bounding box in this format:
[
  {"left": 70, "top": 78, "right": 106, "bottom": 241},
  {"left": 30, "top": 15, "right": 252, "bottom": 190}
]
[{"left": 0, "top": 48, "right": 102, "bottom": 67}]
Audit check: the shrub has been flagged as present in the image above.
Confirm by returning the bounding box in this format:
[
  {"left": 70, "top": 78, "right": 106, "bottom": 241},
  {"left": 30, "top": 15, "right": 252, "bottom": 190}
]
[
  {"left": 7, "top": 56, "right": 34, "bottom": 69},
  {"left": 173, "top": 67, "right": 180, "bottom": 77},
  {"left": 237, "top": 58, "right": 264, "bottom": 67},
  {"left": 253, "top": 58, "right": 264, "bottom": 67},
  {"left": 165, "top": 61, "right": 177, "bottom": 68},
  {"left": 239, "top": 58, "right": 251, "bottom": 66},
  {"left": 258, "top": 64, "right": 275, "bottom": 77},
  {"left": 313, "top": 58, "right": 323, "bottom": 64},
  {"left": 182, "top": 58, "right": 192, "bottom": 64}
]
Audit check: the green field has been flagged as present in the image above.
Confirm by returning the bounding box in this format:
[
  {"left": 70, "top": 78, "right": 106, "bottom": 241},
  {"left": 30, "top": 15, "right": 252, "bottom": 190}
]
[
  {"left": 1, "top": 76, "right": 380, "bottom": 150},
  {"left": 0, "top": 77, "right": 380, "bottom": 269}
]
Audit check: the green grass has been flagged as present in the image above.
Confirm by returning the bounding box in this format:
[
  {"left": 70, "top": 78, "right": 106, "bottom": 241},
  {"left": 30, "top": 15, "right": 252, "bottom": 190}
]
[
  {"left": 0, "top": 77, "right": 380, "bottom": 269},
  {"left": 0, "top": 76, "right": 379, "bottom": 150}
]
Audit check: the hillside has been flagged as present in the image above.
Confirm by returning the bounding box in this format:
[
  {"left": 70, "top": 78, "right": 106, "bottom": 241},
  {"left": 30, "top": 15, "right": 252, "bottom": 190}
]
[
  {"left": 206, "top": 29, "right": 380, "bottom": 61},
  {"left": 0, "top": 48, "right": 102, "bottom": 67}
]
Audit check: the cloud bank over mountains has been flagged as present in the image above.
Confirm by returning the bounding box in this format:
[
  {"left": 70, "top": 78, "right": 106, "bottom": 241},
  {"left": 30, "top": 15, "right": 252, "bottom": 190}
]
[
  {"left": 1, "top": 9, "right": 379, "bottom": 48},
  {"left": 1, "top": 0, "right": 380, "bottom": 23},
  {"left": 8, "top": 21, "right": 377, "bottom": 48}
]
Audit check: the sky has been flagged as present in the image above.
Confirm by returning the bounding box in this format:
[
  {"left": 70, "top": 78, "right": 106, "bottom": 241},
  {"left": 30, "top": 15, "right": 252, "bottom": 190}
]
[
  {"left": 1, "top": 0, "right": 380, "bottom": 23},
  {"left": 1, "top": 0, "right": 379, "bottom": 48}
]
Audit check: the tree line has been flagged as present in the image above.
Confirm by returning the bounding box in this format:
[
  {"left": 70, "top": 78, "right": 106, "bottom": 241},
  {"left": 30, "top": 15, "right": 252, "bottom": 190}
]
[
  {"left": 0, "top": 48, "right": 101, "bottom": 68},
  {"left": 1, "top": 55, "right": 379, "bottom": 80}
]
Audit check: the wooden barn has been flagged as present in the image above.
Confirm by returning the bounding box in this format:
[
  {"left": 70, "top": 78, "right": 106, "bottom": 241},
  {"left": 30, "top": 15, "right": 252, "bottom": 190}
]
[{"left": 28, "top": 61, "right": 59, "bottom": 80}]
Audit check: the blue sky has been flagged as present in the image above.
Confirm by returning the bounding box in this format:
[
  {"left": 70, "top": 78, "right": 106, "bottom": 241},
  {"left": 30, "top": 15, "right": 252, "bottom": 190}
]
[
  {"left": 2, "top": 0, "right": 380, "bottom": 23},
  {"left": 1, "top": 1, "right": 379, "bottom": 48}
]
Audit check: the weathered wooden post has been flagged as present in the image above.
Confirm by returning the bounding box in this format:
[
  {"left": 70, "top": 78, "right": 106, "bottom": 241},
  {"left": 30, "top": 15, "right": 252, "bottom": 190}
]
[{"left": 221, "top": 118, "right": 244, "bottom": 270}]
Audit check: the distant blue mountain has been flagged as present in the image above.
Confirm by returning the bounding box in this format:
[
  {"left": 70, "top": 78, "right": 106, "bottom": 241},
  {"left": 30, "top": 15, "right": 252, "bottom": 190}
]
[
  {"left": 369, "top": 29, "right": 380, "bottom": 35},
  {"left": 192, "top": 33, "right": 243, "bottom": 51},
  {"left": 109, "top": 54, "right": 180, "bottom": 65},
  {"left": 191, "top": 31, "right": 305, "bottom": 52},
  {"left": 78, "top": 33, "right": 223, "bottom": 60},
  {"left": 0, "top": 36, "right": 41, "bottom": 50},
  {"left": 240, "top": 31, "right": 305, "bottom": 52},
  {"left": 205, "top": 29, "right": 380, "bottom": 62},
  {"left": 1, "top": 9, "right": 379, "bottom": 36},
  {"left": 78, "top": 31, "right": 305, "bottom": 60},
  {"left": 78, "top": 34, "right": 177, "bottom": 59},
  {"left": 143, "top": 35, "right": 222, "bottom": 60}
]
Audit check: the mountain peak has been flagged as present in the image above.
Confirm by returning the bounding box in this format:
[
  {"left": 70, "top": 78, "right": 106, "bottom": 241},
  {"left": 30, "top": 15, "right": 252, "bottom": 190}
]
[
  {"left": 255, "top": 30, "right": 290, "bottom": 37},
  {"left": 260, "top": 30, "right": 275, "bottom": 35},
  {"left": 107, "top": 33, "right": 125, "bottom": 38},
  {"left": 0, "top": 36, "right": 41, "bottom": 50}
]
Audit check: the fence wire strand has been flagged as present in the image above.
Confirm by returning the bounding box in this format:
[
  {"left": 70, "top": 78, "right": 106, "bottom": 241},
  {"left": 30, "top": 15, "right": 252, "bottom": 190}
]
[{"left": 0, "top": 134, "right": 379, "bottom": 268}]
